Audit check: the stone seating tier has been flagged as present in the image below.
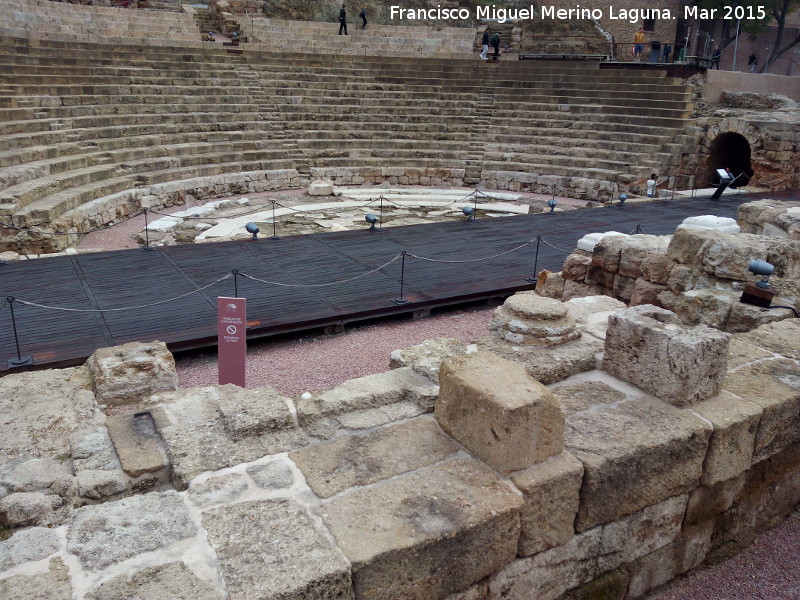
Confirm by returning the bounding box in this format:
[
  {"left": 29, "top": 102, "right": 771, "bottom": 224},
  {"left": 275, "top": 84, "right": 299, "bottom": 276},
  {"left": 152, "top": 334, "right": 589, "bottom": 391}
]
[
  {"left": 0, "top": 36, "right": 693, "bottom": 247},
  {"left": 1, "top": 0, "right": 198, "bottom": 44}
]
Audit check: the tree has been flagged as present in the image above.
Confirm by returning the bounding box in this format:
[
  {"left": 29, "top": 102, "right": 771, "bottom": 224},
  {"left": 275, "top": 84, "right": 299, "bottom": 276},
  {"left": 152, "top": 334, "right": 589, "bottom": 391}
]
[
  {"left": 689, "top": 0, "right": 800, "bottom": 72},
  {"left": 760, "top": 0, "right": 800, "bottom": 72}
]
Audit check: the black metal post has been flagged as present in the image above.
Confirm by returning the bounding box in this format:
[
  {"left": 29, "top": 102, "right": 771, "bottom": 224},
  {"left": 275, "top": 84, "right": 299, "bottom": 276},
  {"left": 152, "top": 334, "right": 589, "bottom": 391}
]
[
  {"left": 391, "top": 251, "right": 411, "bottom": 305},
  {"left": 141, "top": 207, "right": 155, "bottom": 251},
  {"left": 379, "top": 195, "right": 384, "bottom": 231},
  {"left": 473, "top": 188, "right": 479, "bottom": 218},
  {"left": 269, "top": 201, "right": 279, "bottom": 240},
  {"left": 232, "top": 269, "right": 239, "bottom": 297},
  {"left": 6, "top": 296, "right": 33, "bottom": 368},
  {"left": 525, "top": 235, "right": 542, "bottom": 285}
]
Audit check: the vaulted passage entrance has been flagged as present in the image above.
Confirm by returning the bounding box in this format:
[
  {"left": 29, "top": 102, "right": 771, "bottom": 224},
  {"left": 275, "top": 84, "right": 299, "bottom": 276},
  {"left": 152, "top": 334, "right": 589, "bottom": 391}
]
[{"left": 708, "top": 132, "right": 754, "bottom": 186}]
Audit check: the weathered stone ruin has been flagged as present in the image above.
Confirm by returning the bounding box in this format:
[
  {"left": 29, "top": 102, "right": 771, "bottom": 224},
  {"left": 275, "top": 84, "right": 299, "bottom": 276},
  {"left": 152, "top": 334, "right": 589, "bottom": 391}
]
[
  {"left": 2, "top": 261, "right": 799, "bottom": 598},
  {"left": 541, "top": 200, "right": 800, "bottom": 333}
]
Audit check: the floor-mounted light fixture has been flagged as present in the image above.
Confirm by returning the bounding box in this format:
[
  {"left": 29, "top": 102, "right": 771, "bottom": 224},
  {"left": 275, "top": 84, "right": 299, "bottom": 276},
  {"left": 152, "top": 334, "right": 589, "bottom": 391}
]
[{"left": 245, "top": 222, "right": 259, "bottom": 240}]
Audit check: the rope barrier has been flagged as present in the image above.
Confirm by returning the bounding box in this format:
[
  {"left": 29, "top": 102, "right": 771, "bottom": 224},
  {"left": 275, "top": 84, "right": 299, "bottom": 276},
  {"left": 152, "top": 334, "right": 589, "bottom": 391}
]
[
  {"left": 408, "top": 239, "right": 535, "bottom": 263},
  {"left": 14, "top": 273, "right": 233, "bottom": 312},
  {"left": 237, "top": 253, "right": 403, "bottom": 288},
  {"left": 539, "top": 239, "right": 573, "bottom": 254}
]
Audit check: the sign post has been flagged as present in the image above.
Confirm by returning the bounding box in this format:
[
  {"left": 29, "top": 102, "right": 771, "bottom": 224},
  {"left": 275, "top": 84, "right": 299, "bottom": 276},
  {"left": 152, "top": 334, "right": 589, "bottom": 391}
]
[{"left": 217, "top": 297, "right": 246, "bottom": 387}]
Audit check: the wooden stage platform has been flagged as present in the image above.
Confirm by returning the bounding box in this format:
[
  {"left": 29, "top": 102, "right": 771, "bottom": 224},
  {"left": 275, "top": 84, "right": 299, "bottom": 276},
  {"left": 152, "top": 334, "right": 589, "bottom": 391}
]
[{"left": 0, "top": 196, "right": 752, "bottom": 372}]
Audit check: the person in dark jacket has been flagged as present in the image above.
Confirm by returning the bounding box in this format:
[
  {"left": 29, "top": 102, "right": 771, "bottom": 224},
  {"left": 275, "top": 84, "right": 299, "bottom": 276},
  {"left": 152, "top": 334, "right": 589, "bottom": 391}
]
[
  {"left": 490, "top": 31, "right": 500, "bottom": 58},
  {"left": 338, "top": 4, "right": 348, "bottom": 35},
  {"left": 359, "top": 6, "right": 367, "bottom": 29},
  {"left": 480, "top": 28, "right": 489, "bottom": 60},
  {"left": 711, "top": 45, "right": 722, "bottom": 69}
]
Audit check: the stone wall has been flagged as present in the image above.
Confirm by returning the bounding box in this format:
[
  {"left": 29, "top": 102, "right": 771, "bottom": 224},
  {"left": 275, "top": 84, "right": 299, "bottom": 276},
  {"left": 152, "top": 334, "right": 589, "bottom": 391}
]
[
  {"left": 547, "top": 209, "right": 800, "bottom": 332},
  {"left": 1, "top": 288, "right": 799, "bottom": 599},
  {"left": 705, "top": 70, "right": 800, "bottom": 103}
]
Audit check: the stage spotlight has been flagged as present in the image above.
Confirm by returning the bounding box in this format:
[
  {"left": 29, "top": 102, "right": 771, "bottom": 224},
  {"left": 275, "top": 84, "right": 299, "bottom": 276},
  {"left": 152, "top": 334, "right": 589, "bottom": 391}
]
[
  {"left": 748, "top": 259, "right": 774, "bottom": 288},
  {"left": 462, "top": 206, "right": 476, "bottom": 222},
  {"left": 740, "top": 259, "right": 775, "bottom": 308},
  {"left": 245, "top": 222, "right": 259, "bottom": 240},
  {"left": 365, "top": 213, "right": 378, "bottom": 230},
  {"left": 618, "top": 193, "right": 627, "bottom": 206},
  {"left": 546, "top": 198, "right": 557, "bottom": 214}
]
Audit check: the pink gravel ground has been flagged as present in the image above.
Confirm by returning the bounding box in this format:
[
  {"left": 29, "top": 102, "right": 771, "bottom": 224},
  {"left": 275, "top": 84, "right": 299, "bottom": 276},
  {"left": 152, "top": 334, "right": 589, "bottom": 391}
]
[
  {"left": 74, "top": 186, "right": 798, "bottom": 600},
  {"left": 647, "top": 511, "right": 800, "bottom": 600},
  {"left": 177, "top": 306, "right": 494, "bottom": 395}
]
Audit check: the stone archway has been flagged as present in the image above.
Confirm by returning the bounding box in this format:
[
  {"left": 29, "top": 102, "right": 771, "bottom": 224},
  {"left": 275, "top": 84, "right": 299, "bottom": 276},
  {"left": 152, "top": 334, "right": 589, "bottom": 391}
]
[{"left": 707, "top": 132, "right": 754, "bottom": 186}]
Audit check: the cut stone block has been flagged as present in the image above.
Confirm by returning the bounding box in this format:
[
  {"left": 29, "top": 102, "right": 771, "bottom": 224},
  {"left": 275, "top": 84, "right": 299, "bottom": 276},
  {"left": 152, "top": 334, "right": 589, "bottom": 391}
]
[
  {"left": 0, "top": 526, "right": 60, "bottom": 572},
  {"left": 488, "top": 528, "right": 601, "bottom": 600},
  {"left": 216, "top": 386, "right": 294, "bottom": 441},
  {"left": 565, "top": 396, "right": 712, "bottom": 531},
  {"left": 106, "top": 412, "right": 166, "bottom": 477},
  {"left": 692, "top": 391, "right": 762, "bottom": 486},
  {"left": 85, "top": 562, "right": 225, "bottom": 600},
  {"left": 535, "top": 270, "right": 565, "bottom": 299},
  {"left": 290, "top": 417, "right": 459, "bottom": 498},
  {"left": 474, "top": 335, "right": 600, "bottom": 385},
  {"left": 153, "top": 387, "right": 306, "bottom": 489},
  {"left": 0, "top": 457, "right": 73, "bottom": 495},
  {"left": 722, "top": 358, "right": 800, "bottom": 461},
  {"left": 684, "top": 473, "right": 747, "bottom": 526},
  {"left": 87, "top": 341, "right": 178, "bottom": 405},
  {"left": 624, "top": 522, "right": 713, "bottom": 599},
  {"left": 437, "top": 351, "right": 564, "bottom": 474},
  {"left": 735, "top": 318, "right": 800, "bottom": 361},
  {"left": 596, "top": 494, "right": 687, "bottom": 572},
  {"left": 564, "top": 296, "right": 626, "bottom": 325},
  {"left": 618, "top": 235, "right": 670, "bottom": 279},
  {"left": 75, "top": 469, "right": 128, "bottom": 500},
  {"left": 511, "top": 451, "right": 584, "bottom": 557},
  {"left": 246, "top": 459, "right": 294, "bottom": 490},
  {"left": 322, "top": 458, "right": 522, "bottom": 600},
  {"left": 297, "top": 367, "right": 438, "bottom": 440},
  {"left": 678, "top": 215, "right": 741, "bottom": 234},
  {"left": 187, "top": 472, "right": 249, "bottom": 509},
  {"left": 590, "top": 233, "right": 629, "bottom": 273},
  {"left": 0, "top": 557, "right": 72, "bottom": 600},
  {"left": 488, "top": 294, "right": 580, "bottom": 346},
  {"left": 308, "top": 179, "right": 334, "bottom": 196},
  {"left": 0, "top": 492, "right": 60, "bottom": 528},
  {"left": 389, "top": 337, "right": 471, "bottom": 383},
  {"left": 562, "top": 253, "right": 592, "bottom": 281},
  {"left": 70, "top": 427, "right": 118, "bottom": 472},
  {"left": 67, "top": 491, "right": 198, "bottom": 571},
  {"left": 551, "top": 381, "right": 626, "bottom": 417},
  {"left": 602, "top": 305, "right": 731, "bottom": 406},
  {"left": 204, "top": 499, "right": 352, "bottom": 600}
]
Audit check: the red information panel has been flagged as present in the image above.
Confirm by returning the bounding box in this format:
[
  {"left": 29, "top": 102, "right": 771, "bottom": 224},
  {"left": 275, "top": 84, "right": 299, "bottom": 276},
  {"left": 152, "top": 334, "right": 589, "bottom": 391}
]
[{"left": 218, "top": 297, "right": 246, "bottom": 387}]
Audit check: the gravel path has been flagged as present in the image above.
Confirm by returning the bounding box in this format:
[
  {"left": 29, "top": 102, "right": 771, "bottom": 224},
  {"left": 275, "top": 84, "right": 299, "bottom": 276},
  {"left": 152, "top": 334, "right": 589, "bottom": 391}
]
[{"left": 176, "top": 306, "right": 494, "bottom": 395}]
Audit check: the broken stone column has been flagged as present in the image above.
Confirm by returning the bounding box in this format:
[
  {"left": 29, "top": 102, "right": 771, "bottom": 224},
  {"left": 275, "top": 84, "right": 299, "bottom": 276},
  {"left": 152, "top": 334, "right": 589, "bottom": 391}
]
[
  {"left": 488, "top": 293, "right": 580, "bottom": 346},
  {"left": 87, "top": 341, "right": 178, "bottom": 406},
  {"left": 602, "top": 305, "right": 731, "bottom": 407},
  {"left": 436, "top": 351, "right": 564, "bottom": 474}
]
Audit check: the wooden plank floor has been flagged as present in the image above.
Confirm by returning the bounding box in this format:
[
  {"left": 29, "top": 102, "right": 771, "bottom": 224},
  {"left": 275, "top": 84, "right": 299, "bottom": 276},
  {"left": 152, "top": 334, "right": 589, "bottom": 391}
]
[{"left": 0, "top": 195, "right": 763, "bottom": 371}]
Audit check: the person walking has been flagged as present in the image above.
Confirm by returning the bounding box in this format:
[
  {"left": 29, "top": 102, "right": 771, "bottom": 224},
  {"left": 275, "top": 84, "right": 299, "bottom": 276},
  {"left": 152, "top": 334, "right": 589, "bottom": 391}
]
[
  {"left": 338, "top": 4, "right": 348, "bottom": 35},
  {"left": 633, "top": 27, "right": 645, "bottom": 61},
  {"left": 359, "top": 6, "right": 367, "bottom": 30},
  {"left": 646, "top": 174, "right": 660, "bottom": 197},
  {"left": 661, "top": 43, "right": 672, "bottom": 63},
  {"left": 748, "top": 50, "right": 759, "bottom": 72},
  {"left": 480, "top": 28, "right": 489, "bottom": 60},
  {"left": 711, "top": 45, "right": 722, "bottom": 69},
  {"left": 490, "top": 30, "right": 500, "bottom": 59}
]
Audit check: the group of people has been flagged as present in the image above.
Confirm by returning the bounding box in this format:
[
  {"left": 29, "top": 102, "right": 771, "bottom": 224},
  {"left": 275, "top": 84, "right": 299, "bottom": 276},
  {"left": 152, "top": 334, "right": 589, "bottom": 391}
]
[
  {"left": 479, "top": 28, "right": 501, "bottom": 60},
  {"left": 632, "top": 28, "right": 673, "bottom": 63},
  {"left": 338, "top": 4, "right": 367, "bottom": 35}
]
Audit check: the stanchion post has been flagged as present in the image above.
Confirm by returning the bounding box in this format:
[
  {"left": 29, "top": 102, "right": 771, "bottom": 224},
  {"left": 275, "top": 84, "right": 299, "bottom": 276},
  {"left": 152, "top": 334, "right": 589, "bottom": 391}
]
[
  {"left": 379, "top": 195, "right": 384, "bottom": 231},
  {"left": 269, "top": 200, "right": 279, "bottom": 240},
  {"left": 6, "top": 296, "right": 33, "bottom": 369},
  {"left": 391, "top": 251, "right": 411, "bottom": 305},
  {"left": 141, "top": 207, "right": 155, "bottom": 251},
  {"left": 232, "top": 269, "right": 239, "bottom": 298},
  {"left": 525, "top": 235, "right": 542, "bottom": 285}
]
